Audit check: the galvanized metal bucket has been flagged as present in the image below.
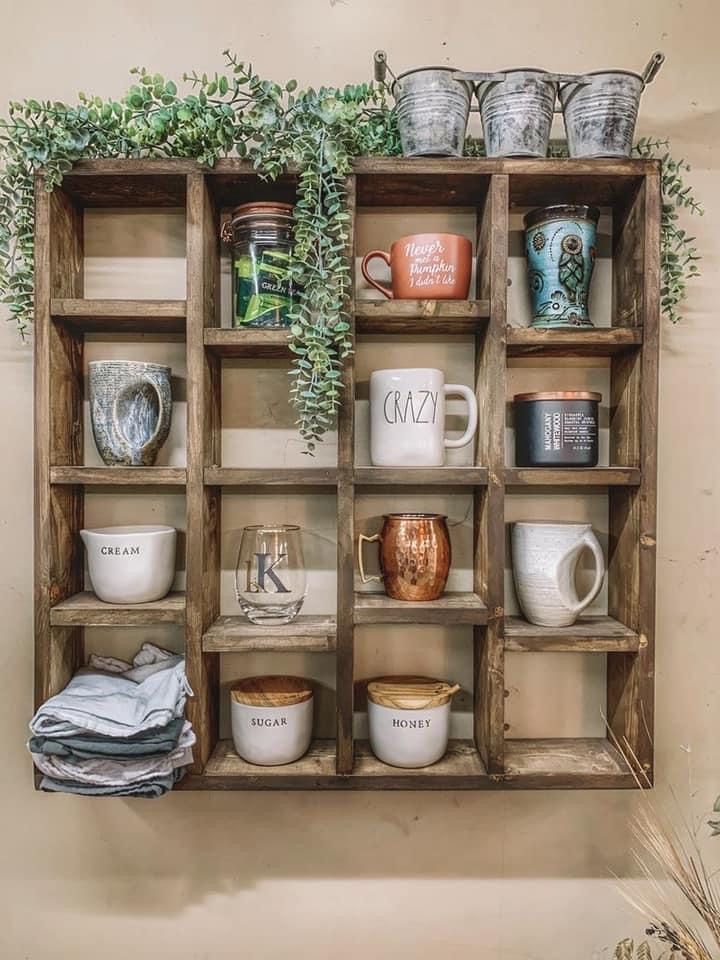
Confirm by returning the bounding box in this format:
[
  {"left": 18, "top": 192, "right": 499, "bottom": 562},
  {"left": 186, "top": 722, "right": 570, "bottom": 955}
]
[
  {"left": 456, "top": 69, "right": 577, "bottom": 158},
  {"left": 559, "top": 52, "right": 664, "bottom": 158},
  {"left": 392, "top": 67, "right": 473, "bottom": 157}
]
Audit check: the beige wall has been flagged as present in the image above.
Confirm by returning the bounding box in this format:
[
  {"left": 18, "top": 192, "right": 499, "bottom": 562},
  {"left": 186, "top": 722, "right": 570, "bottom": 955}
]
[{"left": 2, "top": 1, "right": 719, "bottom": 956}]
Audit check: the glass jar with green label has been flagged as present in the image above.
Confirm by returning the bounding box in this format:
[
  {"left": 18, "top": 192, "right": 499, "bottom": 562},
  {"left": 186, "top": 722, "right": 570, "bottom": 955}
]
[{"left": 221, "top": 202, "right": 295, "bottom": 328}]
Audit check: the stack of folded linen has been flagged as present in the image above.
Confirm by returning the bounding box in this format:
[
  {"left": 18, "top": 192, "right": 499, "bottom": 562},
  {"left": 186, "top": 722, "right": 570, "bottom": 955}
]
[{"left": 29, "top": 643, "right": 194, "bottom": 798}]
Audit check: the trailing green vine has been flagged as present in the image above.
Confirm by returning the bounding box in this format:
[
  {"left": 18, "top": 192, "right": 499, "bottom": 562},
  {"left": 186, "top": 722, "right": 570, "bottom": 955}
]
[
  {"left": 633, "top": 137, "right": 703, "bottom": 324},
  {"left": 0, "top": 55, "right": 703, "bottom": 451},
  {"left": 0, "top": 52, "right": 398, "bottom": 452}
]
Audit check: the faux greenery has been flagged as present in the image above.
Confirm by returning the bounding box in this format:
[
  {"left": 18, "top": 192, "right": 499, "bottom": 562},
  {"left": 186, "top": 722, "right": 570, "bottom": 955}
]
[
  {"left": 633, "top": 137, "right": 703, "bottom": 325},
  {"left": 0, "top": 56, "right": 703, "bottom": 451},
  {"left": 0, "top": 52, "right": 399, "bottom": 452}
]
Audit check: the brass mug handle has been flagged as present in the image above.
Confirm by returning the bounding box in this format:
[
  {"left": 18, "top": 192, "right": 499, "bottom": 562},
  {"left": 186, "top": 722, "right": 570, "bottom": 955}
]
[{"left": 358, "top": 533, "right": 383, "bottom": 583}]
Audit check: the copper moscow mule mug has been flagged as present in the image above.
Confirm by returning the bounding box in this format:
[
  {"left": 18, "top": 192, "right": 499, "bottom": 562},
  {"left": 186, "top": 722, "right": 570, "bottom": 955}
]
[
  {"left": 361, "top": 233, "right": 472, "bottom": 300},
  {"left": 358, "top": 513, "right": 451, "bottom": 602}
]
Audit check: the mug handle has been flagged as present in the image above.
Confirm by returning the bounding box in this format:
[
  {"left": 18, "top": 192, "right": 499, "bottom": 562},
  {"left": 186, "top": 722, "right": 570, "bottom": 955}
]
[
  {"left": 361, "top": 250, "right": 393, "bottom": 299},
  {"left": 358, "top": 533, "right": 383, "bottom": 583},
  {"left": 443, "top": 384, "right": 479, "bottom": 449},
  {"left": 558, "top": 531, "right": 605, "bottom": 618}
]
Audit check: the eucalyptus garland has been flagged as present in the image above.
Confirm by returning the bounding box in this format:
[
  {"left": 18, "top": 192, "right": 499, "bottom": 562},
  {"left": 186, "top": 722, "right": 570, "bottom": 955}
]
[
  {"left": 0, "top": 54, "right": 703, "bottom": 453},
  {"left": 0, "top": 52, "right": 399, "bottom": 452}
]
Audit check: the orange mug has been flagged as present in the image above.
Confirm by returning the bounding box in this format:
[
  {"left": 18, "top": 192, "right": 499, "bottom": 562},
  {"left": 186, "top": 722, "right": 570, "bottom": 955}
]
[{"left": 361, "top": 233, "right": 472, "bottom": 300}]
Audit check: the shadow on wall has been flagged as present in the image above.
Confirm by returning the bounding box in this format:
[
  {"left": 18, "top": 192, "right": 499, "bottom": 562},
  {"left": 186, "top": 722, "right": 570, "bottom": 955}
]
[{"left": 10, "top": 785, "right": 641, "bottom": 914}]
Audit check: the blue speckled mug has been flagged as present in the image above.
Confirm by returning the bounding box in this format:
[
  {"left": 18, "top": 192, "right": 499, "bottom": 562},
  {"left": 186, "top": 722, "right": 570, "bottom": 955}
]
[{"left": 524, "top": 204, "right": 600, "bottom": 328}]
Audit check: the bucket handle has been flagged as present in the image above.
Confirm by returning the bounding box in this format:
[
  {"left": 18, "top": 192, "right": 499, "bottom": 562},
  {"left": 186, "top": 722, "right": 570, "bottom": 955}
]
[
  {"left": 373, "top": 50, "right": 397, "bottom": 86},
  {"left": 641, "top": 51, "right": 665, "bottom": 86}
]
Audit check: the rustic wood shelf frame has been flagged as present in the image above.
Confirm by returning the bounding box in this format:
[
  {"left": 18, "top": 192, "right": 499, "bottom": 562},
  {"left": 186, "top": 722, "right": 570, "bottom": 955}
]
[{"left": 34, "top": 157, "right": 659, "bottom": 790}]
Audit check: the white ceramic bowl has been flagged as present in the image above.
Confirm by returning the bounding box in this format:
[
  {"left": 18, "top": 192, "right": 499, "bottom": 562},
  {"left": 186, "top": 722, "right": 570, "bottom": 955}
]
[
  {"left": 231, "top": 697, "right": 313, "bottom": 766},
  {"left": 368, "top": 699, "right": 451, "bottom": 768},
  {"left": 80, "top": 524, "right": 177, "bottom": 604}
]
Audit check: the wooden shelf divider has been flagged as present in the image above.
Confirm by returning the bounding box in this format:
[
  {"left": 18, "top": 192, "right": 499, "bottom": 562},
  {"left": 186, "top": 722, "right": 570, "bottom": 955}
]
[{"left": 34, "top": 157, "right": 659, "bottom": 791}]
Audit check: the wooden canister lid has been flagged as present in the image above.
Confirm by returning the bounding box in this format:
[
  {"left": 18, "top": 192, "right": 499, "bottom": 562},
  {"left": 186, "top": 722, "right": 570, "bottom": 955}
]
[
  {"left": 231, "top": 675, "right": 313, "bottom": 707},
  {"left": 367, "top": 675, "right": 460, "bottom": 710}
]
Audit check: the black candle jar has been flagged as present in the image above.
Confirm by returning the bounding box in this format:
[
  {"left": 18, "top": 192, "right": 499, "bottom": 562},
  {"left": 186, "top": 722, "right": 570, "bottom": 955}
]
[{"left": 514, "top": 391, "right": 601, "bottom": 467}]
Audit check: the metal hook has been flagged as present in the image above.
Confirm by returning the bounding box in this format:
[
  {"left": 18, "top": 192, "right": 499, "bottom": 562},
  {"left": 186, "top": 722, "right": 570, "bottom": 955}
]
[
  {"left": 373, "top": 50, "right": 397, "bottom": 85},
  {"left": 641, "top": 51, "right": 665, "bottom": 86}
]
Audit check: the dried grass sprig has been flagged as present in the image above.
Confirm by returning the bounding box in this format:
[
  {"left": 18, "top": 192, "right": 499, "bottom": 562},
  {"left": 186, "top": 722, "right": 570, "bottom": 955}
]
[{"left": 606, "top": 724, "right": 720, "bottom": 960}]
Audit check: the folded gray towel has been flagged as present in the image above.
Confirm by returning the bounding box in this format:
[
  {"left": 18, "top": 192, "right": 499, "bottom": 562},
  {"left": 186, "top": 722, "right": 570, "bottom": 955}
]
[
  {"left": 40, "top": 769, "right": 184, "bottom": 798},
  {"left": 29, "top": 716, "right": 185, "bottom": 759}
]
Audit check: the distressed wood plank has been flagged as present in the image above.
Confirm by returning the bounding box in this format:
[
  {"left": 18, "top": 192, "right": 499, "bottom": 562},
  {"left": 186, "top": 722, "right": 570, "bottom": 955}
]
[
  {"left": 504, "top": 738, "right": 632, "bottom": 788},
  {"left": 504, "top": 616, "right": 639, "bottom": 652},
  {"left": 607, "top": 173, "right": 660, "bottom": 782},
  {"left": 473, "top": 173, "right": 507, "bottom": 774},
  {"left": 354, "top": 467, "right": 487, "bottom": 486},
  {"left": 354, "top": 592, "right": 487, "bottom": 625},
  {"left": 50, "top": 591, "right": 186, "bottom": 626},
  {"left": 51, "top": 466, "right": 186, "bottom": 486},
  {"left": 355, "top": 299, "right": 489, "bottom": 334},
  {"left": 505, "top": 467, "right": 641, "bottom": 487},
  {"left": 202, "top": 615, "right": 336, "bottom": 652},
  {"left": 185, "top": 173, "right": 221, "bottom": 772},
  {"left": 336, "top": 173, "right": 356, "bottom": 775},
  {"left": 35, "top": 180, "right": 85, "bottom": 711},
  {"left": 506, "top": 326, "right": 642, "bottom": 357},
  {"left": 51, "top": 298, "right": 186, "bottom": 334},
  {"left": 204, "top": 467, "right": 337, "bottom": 487},
  {"left": 204, "top": 327, "right": 291, "bottom": 358}
]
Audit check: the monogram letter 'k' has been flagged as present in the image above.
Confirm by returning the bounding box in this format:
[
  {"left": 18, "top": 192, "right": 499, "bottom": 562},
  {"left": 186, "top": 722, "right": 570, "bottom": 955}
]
[{"left": 254, "top": 553, "right": 291, "bottom": 593}]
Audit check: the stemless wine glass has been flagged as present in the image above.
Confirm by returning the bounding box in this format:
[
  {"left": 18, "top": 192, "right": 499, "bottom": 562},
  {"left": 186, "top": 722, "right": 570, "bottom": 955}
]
[{"left": 235, "top": 524, "right": 307, "bottom": 625}]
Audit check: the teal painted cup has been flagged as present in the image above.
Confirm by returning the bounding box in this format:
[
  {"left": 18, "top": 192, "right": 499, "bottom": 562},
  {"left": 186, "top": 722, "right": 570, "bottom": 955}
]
[{"left": 524, "top": 204, "right": 600, "bottom": 328}]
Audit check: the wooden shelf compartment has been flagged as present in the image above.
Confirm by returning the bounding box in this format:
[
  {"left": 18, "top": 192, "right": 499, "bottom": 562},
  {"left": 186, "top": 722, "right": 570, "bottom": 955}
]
[
  {"left": 50, "top": 466, "right": 187, "bottom": 486},
  {"left": 204, "top": 327, "right": 291, "bottom": 358},
  {"left": 355, "top": 300, "right": 489, "bottom": 335},
  {"left": 504, "top": 616, "right": 640, "bottom": 653},
  {"left": 506, "top": 326, "right": 643, "bottom": 358},
  {"left": 503, "top": 738, "right": 634, "bottom": 789},
  {"left": 49, "top": 591, "right": 186, "bottom": 627},
  {"left": 205, "top": 467, "right": 337, "bottom": 487},
  {"left": 202, "top": 615, "right": 336, "bottom": 652},
  {"left": 504, "top": 467, "right": 641, "bottom": 487},
  {"left": 354, "top": 592, "right": 488, "bottom": 625},
  {"left": 353, "top": 467, "right": 487, "bottom": 486},
  {"left": 50, "top": 298, "right": 186, "bottom": 335}
]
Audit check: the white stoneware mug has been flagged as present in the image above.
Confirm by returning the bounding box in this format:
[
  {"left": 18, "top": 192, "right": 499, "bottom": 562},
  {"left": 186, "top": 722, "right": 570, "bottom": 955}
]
[
  {"left": 370, "top": 367, "right": 478, "bottom": 467},
  {"left": 80, "top": 524, "right": 176, "bottom": 604},
  {"left": 511, "top": 521, "right": 605, "bottom": 627}
]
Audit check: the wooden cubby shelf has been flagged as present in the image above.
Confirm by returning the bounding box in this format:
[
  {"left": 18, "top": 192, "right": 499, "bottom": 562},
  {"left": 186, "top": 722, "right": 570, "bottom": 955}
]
[
  {"left": 34, "top": 156, "right": 659, "bottom": 791},
  {"left": 506, "top": 326, "right": 642, "bottom": 357},
  {"left": 504, "top": 467, "right": 641, "bottom": 487},
  {"left": 354, "top": 592, "right": 488, "bottom": 625},
  {"left": 204, "top": 327, "right": 291, "bottom": 358},
  {"left": 204, "top": 467, "right": 337, "bottom": 487},
  {"left": 51, "top": 298, "right": 187, "bottom": 335},
  {"left": 353, "top": 467, "right": 487, "bottom": 486},
  {"left": 49, "top": 591, "right": 186, "bottom": 627},
  {"left": 50, "top": 466, "right": 187, "bottom": 486},
  {"left": 355, "top": 299, "right": 489, "bottom": 335},
  {"left": 202, "top": 615, "right": 337, "bottom": 653},
  {"left": 504, "top": 616, "right": 640, "bottom": 653}
]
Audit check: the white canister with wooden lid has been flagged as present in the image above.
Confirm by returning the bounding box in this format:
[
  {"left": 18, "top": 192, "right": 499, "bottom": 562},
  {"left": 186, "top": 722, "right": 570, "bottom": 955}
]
[
  {"left": 231, "top": 676, "right": 313, "bottom": 766},
  {"left": 367, "top": 676, "right": 460, "bottom": 769}
]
